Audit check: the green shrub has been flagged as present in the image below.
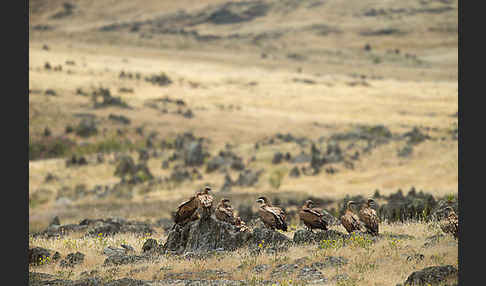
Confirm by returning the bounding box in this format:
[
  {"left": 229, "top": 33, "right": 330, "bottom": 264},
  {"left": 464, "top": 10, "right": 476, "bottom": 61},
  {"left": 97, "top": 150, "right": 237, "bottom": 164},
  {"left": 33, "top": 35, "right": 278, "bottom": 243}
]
[{"left": 29, "top": 136, "right": 76, "bottom": 160}]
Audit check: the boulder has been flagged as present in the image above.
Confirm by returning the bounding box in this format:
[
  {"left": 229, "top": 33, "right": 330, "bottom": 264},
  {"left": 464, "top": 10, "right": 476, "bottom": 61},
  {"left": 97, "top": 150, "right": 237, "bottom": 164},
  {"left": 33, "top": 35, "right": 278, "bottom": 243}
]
[
  {"left": 29, "top": 247, "right": 57, "bottom": 265},
  {"left": 403, "top": 265, "right": 457, "bottom": 285},
  {"left": 293, "top": 229, "right": 347, "bottom": 244},
  {"left": 162, "top": 216, "right": 252, "bottom": 255},
  {"left": 60, "top": 252, "right": 85, "bottom": 268}
]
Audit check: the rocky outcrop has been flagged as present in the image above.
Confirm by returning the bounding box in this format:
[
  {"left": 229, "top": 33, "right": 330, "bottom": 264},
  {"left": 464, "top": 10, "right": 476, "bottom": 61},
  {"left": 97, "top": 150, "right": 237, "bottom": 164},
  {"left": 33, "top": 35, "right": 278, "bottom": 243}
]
[
  {"left": 403, "top": 265, "right": 458, "bottom": 285},
  {"left": 162, "top": 216, "right": 252, "bottom": 254},
  {"left": 293, "top": 229, "right": 348, "bottom": 244}
]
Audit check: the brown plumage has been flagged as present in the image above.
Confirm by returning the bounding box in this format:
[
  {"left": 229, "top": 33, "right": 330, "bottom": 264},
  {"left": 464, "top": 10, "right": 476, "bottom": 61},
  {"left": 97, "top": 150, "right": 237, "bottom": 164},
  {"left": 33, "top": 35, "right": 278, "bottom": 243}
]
[
  {"left": 197, "top": 186, "right": 214, "bottom": 219},
  {"left": 440, "top": 207, "right": 458, "bottom": 239},
  {"left": 256, "top": 196, "right": 288, "bottom": 231},
  {"left": 173, "top": 192, "right": 201, "bottom": 228},
  {"left": 215, "top": 198, "right": 236, "bottom": 224},
  {"left": 235, "top": 216, "right": 249, "bottom": 232},
  {"left": 341, "top": 201, "right": 365, "bottom": 234},
  {"left": 299, "top": 200, "right": 328, "bottom": 232},
  {"left": 358, "top": 198, "right": 380, "bottom": 236}
]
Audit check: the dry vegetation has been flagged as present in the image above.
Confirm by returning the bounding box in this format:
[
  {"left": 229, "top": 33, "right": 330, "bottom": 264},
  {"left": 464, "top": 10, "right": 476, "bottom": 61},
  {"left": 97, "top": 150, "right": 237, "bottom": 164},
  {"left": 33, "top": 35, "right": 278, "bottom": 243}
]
[{"left": 29, "top": 0, "right": 458, "bottom": 284}]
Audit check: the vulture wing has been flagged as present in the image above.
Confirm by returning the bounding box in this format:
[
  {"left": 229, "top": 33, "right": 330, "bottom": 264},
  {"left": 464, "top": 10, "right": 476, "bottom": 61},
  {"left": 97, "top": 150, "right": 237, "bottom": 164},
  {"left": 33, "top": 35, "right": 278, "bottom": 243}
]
[
  {"left": 174, "top": 196, "right": 198, "bottom": 224},
  {"left": 359, "top": 207, "right": 379, "bottom": 236},
  {"left": 215, "top": 206, "right": 235, "bottom": 224}
]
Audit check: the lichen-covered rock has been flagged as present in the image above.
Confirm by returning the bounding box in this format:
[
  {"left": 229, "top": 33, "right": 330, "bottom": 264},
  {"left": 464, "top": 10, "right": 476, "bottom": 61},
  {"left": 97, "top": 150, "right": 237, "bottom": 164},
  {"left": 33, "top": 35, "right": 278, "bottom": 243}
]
[
  {"left": 60, "top": 252, "right": 85, "bottom": 268},
  {"left": 403, "top": 265, "right": 457, "bottom": 285},
  {"left": 293, "top": 229, "right": 347, "bottom": 244},
  {"left": 162, "top": 216, "right": 252, "bottom": 254}
]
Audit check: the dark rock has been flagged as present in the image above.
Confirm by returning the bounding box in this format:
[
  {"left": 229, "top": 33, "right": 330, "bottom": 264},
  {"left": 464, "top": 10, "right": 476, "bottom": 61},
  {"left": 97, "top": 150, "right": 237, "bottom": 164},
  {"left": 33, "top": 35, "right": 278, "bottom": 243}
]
[
  {"left": 293, "top": 229, "right": 347, "bottom": 244},
  {"left": 104, "top": 254, "right": 151, "bottom": 266},
  {"left": 403, "top": 265, "right": 457, "bottom": 285},
  {"left": 103, "top": 246, "right": 127, "bottom": 256},
  {"left": 85, "top": 218, "right": 154, "bottom": 237},
  {"left": 311, "top": 256, "right": 349, "bottom": 269},
  {"left": 29, "top": 247, "right": 54, "bottom": 265},
  {"left": 162, "top": 216, "right": 252, "bottom": 254},
  {"left": 250, "top": 226, "right": 292, "bottom": 248},
  {"left": 142, "top": 238, "right": 161, "bottom": 253},
  {"left": 297, "top": 266, "right": 327, "bottom": 283},
  {"left": 60, "top": 252, "right": 85, "bottom": 268},
  {"left": 270, "top": 263, "right": 299, "bottom": 278},
  {"left": 252, "top": 264, "right": 271, "bottom": 274}
]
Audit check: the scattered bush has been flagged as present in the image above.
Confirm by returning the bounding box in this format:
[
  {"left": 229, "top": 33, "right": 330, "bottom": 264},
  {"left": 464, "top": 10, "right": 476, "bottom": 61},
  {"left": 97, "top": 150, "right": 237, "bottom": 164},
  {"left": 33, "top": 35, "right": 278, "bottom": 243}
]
[{"left": 29, "top": 136, "right": 76, "bottom": 160}]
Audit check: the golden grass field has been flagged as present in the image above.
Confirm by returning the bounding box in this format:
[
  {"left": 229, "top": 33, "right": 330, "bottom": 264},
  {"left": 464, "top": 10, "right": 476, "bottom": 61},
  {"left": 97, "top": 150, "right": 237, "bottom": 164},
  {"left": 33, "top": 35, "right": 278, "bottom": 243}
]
[{"left": 29, "top": 0, "right": 458, "bottom": 284}]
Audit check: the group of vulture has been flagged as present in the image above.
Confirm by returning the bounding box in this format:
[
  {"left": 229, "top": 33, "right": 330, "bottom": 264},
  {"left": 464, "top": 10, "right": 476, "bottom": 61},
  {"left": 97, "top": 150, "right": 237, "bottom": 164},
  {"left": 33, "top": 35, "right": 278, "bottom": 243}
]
[{"left": 173, "top": 186, "right": 458, "bottom": 239}]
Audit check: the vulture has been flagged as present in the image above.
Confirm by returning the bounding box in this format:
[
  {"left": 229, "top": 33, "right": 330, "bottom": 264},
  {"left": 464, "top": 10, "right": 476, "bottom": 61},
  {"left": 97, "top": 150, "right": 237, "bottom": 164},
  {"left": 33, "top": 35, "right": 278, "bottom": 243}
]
[
  {"left": 256, "top": 196, "right": 288, "bottom": 231},
  {"left": 299, "top": 200, "right": 328, "bottom": 232},
  {"left": 440, "top": 207, "right": 458, "bottom": 239},
  {"left": 340, "top": 201, "right": 365, "bottom": 234},
  {"left": 173, "top": 191, "right": 201, "bottom": 228},
  {"left": 215, "top": 198, "right": 236, "bottom": 224},
  {"left": 197, "top": 186, "right": 214, "bottom": 219},
  {"left": 358, "top": 198, "right": 380, "bottom": 236}
]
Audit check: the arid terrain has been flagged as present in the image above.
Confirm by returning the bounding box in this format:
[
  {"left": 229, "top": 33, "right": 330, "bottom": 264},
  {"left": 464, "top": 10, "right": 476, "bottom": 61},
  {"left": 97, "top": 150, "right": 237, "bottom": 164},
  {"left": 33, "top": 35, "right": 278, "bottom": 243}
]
[{"left": 29, "top": 0, "right": 458, "bottom": 285}]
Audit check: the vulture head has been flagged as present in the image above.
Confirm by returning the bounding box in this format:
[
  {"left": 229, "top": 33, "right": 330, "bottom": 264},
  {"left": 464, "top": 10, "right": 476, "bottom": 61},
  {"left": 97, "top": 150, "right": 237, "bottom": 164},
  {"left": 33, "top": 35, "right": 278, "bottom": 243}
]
[
  {"left": 304, "top": 200, "right": 314, "bottom": 208},
  {"left": 256, "top": 196, "right": 269, "bottom": 205}
]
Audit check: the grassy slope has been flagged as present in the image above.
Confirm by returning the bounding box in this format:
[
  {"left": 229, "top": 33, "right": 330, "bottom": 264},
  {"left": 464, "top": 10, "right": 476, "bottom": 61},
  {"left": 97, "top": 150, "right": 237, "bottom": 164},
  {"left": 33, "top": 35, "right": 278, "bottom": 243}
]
[{"left": 29, "top": 0, "right": 458, "bottom": 284}]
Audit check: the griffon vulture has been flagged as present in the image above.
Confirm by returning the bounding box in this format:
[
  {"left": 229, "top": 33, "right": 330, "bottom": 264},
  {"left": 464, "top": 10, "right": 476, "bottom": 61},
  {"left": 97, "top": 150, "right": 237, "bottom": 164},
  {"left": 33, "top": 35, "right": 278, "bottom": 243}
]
[
  {"left": 440, "top": 206, "right": 458, "bottom": 239},
  {"left": 340, "top": 201, "right": 365, "bottom": 234},
  {"left": 197, "top": 186, "right": 214, "bottom": 219},
  {"left": 358, "top": 198, "right": 380, "bottom": 236},
  {"left": 299, "top": 200, "right": 328, "bottom": 232},
  {"left": 215, "top": 198, "right": 236, "bottom": 224},
  {"left": 173, "top": 192, "right": 201, "bottom": 228},
  {"left": 256, "top": 196, "right": 288, "bottom": 231}
]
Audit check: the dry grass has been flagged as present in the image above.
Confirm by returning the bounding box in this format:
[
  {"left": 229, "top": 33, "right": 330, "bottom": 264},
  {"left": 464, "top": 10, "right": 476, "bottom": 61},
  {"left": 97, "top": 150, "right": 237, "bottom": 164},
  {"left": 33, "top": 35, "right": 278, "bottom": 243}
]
[
  {"left": 29, "top": 221, "right": 458, "bottom": 285},
  {"left": 29, "top": 0, "right": 457, "bottom": 283}
]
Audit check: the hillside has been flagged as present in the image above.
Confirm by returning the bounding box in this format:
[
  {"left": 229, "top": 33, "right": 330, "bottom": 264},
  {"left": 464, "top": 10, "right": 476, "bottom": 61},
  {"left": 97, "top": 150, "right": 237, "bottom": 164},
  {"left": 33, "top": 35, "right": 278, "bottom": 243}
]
[{"left": 29, "top": 0, "right": 458, "bottom": 284}]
